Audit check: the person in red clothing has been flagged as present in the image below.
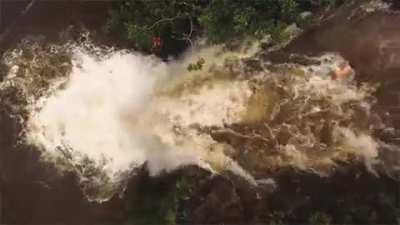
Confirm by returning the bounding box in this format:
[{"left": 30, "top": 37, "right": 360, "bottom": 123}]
[{"left": 152, "top": 36, "right": 163, "bottom": 51}]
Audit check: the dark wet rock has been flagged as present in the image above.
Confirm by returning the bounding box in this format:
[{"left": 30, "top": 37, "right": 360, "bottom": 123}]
[
  {"left": 2, "top": 1, "right": 109, "bottom": 38},
  {"left": 264, "top": 1, "right": 400, "bottom": 141},
  {"left": 384, "top": 0, "right": 400, "bottom": 10},
  {"left": 190, "top": 176, "right": 245, "bottom": 223},
  {"left": 0, "top": 84, "right": 97, "bottom": 224},
  {"left": 1, "top": 1, "right": 400, "bottom": 224},
  {"left": 167, "top": 165, "right": 399, "bottom": 225},
  {"left": 93, "top": 164, "right": 277, "bottom": 225},
  {"left": 267, "top": 1, "right": 400, "bottom": 83},
  {"left": 181, "top": 169, "right": 274, "bottom": 224}
]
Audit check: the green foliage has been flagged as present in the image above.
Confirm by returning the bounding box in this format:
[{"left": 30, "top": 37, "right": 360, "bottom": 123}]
[
  {"left": 106, "top": 0, "right": 202, "bottom": 54},
  {"left": 319, "top": 0, "right": 345, "bottom": 7},
  {"left": 175, "top": 176, "right": 191, "bottom": 222},
  {"left": 123, "top": 175, "right": 194, "bottom": 225},
  {"left": 127, "top": 180, "right": 178, "bottom": 225},
  {"left": 106, "top": 0, "right": 343, "bottom": 55},
  {"left": 199, "top": 0, "right": 301, "bottom": 43},
  {"left": 267, "top": 211, "right": 285, "bottom": 225},
  {"left": 187, "top": 57, "right": 205, "bottom": 71},
  {"left": 309, "top": 212, "right": 332, "bottom": 225}
]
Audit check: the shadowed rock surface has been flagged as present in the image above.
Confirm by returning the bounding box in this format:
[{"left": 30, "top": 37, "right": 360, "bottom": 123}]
[{"left": 266, "top": 1, "right": 400, "bottom": 141}]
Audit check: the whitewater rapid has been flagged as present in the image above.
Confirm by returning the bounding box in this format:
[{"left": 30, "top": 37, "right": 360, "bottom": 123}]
[
  {"left": 23, "top": 46, "right": 257, "bottom": 200},
  {"left": 1, "top": 40, "right": 395, "bottom": 201}
]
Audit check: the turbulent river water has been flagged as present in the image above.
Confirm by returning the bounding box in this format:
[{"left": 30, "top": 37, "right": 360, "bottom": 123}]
[{"left": 1, "top": 38, "right": 398, "bottom": 201}]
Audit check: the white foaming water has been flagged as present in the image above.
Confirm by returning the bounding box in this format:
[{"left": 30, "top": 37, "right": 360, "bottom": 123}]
[
  {"left": 26, "top": 47, "right": 255, "bottom": 200},
  {"left": 156, "top": 80, "right": 252, "bottom": 127},
  {"left": 20, "top": 42, "right": 396, "bottom": 200},
  {"left": 29, "top": 50, "right": 164, "bottom": 173}
]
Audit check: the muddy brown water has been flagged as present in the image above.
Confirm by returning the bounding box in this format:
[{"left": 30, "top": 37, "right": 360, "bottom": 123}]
[
  {"left": 0, "top": 1, "right": 400, "bottom": 224},
  {"left": 0, "top": 0, "right": 113, "bottom": 51},
  {"left": 0, "top": 1, "right": 113, "bottom": 224},
  {"left": 267, "top": 2, "right": 400, "bottom": 132}
]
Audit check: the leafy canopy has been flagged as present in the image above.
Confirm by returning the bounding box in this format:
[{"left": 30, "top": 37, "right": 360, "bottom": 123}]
[{"left": 106, "top": 0, "right": 341, "bottom": 55}]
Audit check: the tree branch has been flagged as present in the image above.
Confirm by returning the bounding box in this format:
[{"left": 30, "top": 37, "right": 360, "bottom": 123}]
[{"left": 144, "top": 16, "right": 180, "bottom": 31}]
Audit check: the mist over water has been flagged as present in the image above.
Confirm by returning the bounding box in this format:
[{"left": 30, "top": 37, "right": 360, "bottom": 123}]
[
  {"left": 23, "top": 45, "right": 257, "bottom": 200},
  {"left": 0, "top": 40, "right": 392, "bottom": 201},
  {"left": 29, "top": 50, "right": 163, "bottom": 174}
]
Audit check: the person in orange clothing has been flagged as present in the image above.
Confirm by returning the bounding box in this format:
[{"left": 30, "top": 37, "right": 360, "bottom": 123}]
[{"left": 331, "top": 61, "right": 354, "bottom": 80}]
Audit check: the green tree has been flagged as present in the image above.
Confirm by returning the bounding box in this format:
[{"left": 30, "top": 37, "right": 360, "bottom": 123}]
[
  {"left": 199, "top": 0, "right": 301, "bottom": 43},
  {"left": 106, "top": 0, "right": 342, "bottom": 55},
  {"left": 309, "top": 212, "right": 332, "bottom": 225},
  {"left": 106, "top": 0, "right": 202, "bottom": 55}
]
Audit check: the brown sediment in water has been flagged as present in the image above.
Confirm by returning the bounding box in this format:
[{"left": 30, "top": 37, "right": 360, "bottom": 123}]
[
  {"left": 266, "top": 2, "right": 400, "bottom": 139},
  {"left": 0, "top": 0, "right": 117, "bottom": 53},
  {"left": 1, "top": 1, "right": 400, "bottom": 225}
]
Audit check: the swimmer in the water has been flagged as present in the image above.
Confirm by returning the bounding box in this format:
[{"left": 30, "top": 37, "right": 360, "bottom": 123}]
[{"left": 331, "top": 61, "right": 354, "bottom": 80}]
